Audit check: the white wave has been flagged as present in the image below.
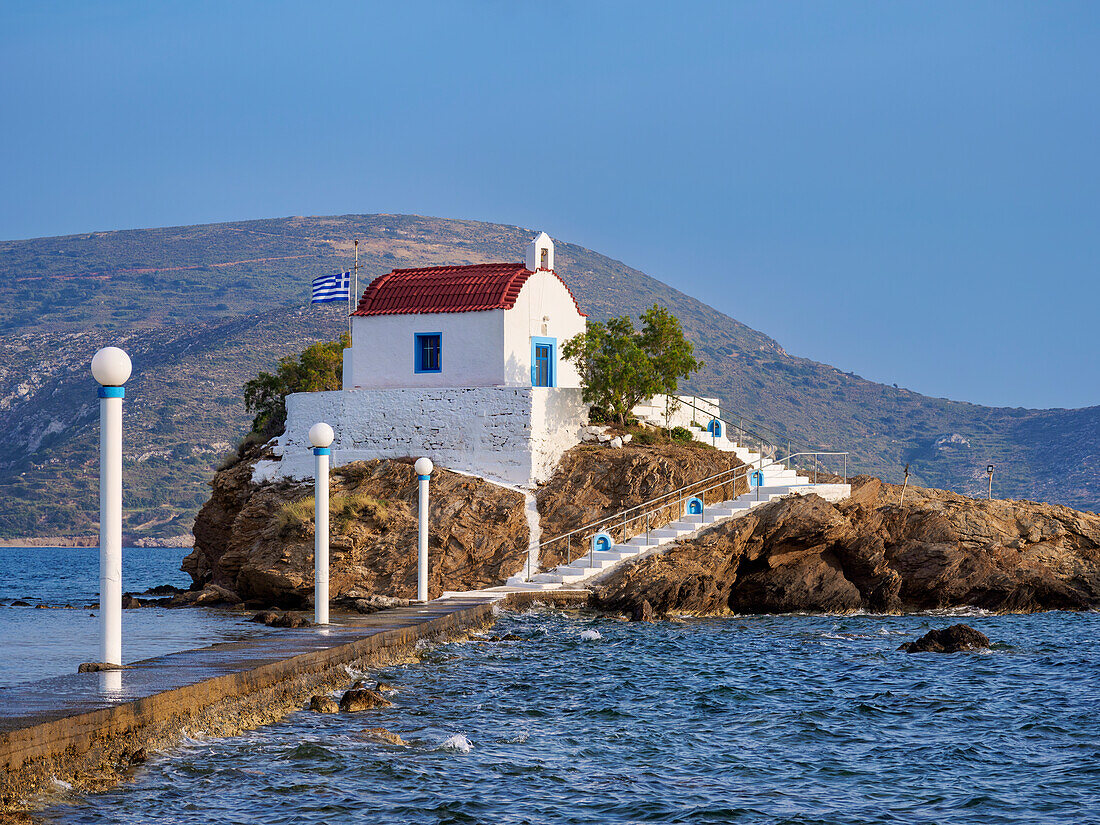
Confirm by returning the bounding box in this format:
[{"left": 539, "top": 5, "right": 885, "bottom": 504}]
[
  {"left": 580, "top": 629, "right": 602, "bottom": 641},
  {"left": 439, "top": 733, "right": 473, "bottom": 753}
]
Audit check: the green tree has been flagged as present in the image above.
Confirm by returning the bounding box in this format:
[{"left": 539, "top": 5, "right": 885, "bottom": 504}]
[
  {"left": 244, "top": 334, "right": 349, "bottom": 437},
  {"left": 639, "top": 305, "right": 703, "bottom": 432},
  {"left": 563, "top": 305, "right": 702, "bottom": 424}
]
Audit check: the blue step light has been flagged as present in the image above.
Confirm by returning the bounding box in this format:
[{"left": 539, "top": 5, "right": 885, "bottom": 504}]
[
  {"left": 685, "top": 496, "right": 704, "bottom": 516},
  {"left": 707, "top": 419, "right": 723, "bottom": 438},
  {"left": 591, "top": 532, "right": 614, "bottom": 554},
  {"left": 750, "top": 470, "right": 763, "bottom": 488}
]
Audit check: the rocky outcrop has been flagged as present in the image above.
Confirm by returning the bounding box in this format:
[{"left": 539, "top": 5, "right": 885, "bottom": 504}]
[
  {"left": 899, "top": 624, "right": 991, "bottom": 653},
  {"left": 184, "top": 447, "right": 529, "bottom": 605},
  {"left": 592, "top": 476, "right": 1100, "bottom": 616},
  {"left": 536, "top": 443, "right": 748, "bottom": 568},
  {"left": 184, "top": 440, "right": 751, "bottom": 607}
]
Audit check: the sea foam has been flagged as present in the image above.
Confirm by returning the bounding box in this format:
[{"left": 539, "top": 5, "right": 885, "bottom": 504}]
[{"left": 439, "top": 733, "right": 473, "bottom": 753}]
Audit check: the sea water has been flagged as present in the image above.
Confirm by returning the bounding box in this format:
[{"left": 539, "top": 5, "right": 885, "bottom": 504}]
[
  {"left": 33, "top": 603, "right": 1100, "bottom": 824},
  {"left": 0, "top": 546, "right": 273, "bottom": 686}
]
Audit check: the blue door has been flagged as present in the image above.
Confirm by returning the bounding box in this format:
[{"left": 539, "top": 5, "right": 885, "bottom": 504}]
[{"left": 531, "top": 337, "right": 556, "bottom": 387}]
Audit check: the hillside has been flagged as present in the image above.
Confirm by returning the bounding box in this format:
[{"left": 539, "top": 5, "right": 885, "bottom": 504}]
[{"left": 0, "top": 214, "right": 1096, "bottom": 540}]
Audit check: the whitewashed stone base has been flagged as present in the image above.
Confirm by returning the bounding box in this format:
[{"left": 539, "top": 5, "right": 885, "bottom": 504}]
[{"left": 272, "top": 386, "right": 587, "bottom": 487}]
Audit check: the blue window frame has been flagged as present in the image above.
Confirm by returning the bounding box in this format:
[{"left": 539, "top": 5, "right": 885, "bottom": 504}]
[
  {"left": 531, "top": 336, "right": 556, "bottom": 387},
  {"left": 414, "top": 333, "right": 442, "bottom": 373}
]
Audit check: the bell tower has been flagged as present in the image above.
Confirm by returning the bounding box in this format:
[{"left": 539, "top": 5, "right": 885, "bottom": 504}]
[{"left": 526, "top": 232, "right": 554, "bottom": 272}]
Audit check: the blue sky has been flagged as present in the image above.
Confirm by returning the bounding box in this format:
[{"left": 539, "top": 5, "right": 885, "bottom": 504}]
[{"left": 2, "top": 1, "right": 1097, "bottom": 409}]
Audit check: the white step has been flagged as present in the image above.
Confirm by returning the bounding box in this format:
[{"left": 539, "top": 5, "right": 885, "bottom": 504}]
[{"left": 648, "top": 523, "right": 696, "bottom": 539}]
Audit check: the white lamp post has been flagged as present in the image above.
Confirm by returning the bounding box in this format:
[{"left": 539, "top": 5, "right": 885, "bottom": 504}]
[
  {"left": 91, "top": 346, "right": 131, "bottom": 666},
  {"left": 309, "top": 422, "right": 335, "bottom": 625},
  {"left": 414, "top": 457, "right": 433, "bottom": 602}
]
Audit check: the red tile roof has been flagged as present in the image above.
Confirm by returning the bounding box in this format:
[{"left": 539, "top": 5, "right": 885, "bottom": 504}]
[{"left": 352, "top": 262, "right": 586, "bottom": 317}]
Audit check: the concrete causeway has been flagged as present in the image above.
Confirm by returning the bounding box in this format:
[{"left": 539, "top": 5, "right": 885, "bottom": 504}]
[{"left": 0, "top": 590, "right": 588, "bottom": 811}]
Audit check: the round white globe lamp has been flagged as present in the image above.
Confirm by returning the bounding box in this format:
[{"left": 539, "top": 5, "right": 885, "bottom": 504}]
[
  {"left": 91, "top": 346, "right": 132, "bottom": 387},
  {"left": 414, "top": 456, "right": 434, "bottom": 477},
  {"left": 309, "top": 422, "right": 335, "bottom": 449},
  {"left": 91, "top": 345, "right": 131, "bottom": 667}
]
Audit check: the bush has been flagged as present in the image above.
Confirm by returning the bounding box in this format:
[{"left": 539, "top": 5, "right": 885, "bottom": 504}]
[
  {"left": 671, "top": 426, "right": 694, "bottom": 444},
  {"left": 244, "top": 333, "right": 349, "bottom": 437}
]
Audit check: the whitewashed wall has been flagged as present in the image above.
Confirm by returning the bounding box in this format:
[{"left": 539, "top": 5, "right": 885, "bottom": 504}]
[
  {"left": 502, "top": 270, "right": 586, "bottom": 387},
  {"left": 272, "top": 386, "right": 586, "bottom": 486},
  {"left": 345, "top": 309, "right": 505, "bottom": 389}
]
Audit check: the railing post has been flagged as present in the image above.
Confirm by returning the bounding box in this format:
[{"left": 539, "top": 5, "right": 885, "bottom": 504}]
[
  {"left": 814, "top": 453, "right": 818, "bottom": 484},
  {"left": 844, "top": 454, "right": 847, "bottom": 485},
  {"left": 756, "top": 455, "right": 762, "bottom": 501}
]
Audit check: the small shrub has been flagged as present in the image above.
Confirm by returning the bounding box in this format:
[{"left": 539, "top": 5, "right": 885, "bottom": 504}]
[
  {"left": 331, "top": 492, "right": 388, "bottom": 528},
  {"left": 275, "top": 496, "right": 315, "bottom": 534},
  {"left": 671, "top": 426, "right": 694, "bottom": 444},
  {"left": 588, "top": 406, "right": 611, "bottom": 424}
]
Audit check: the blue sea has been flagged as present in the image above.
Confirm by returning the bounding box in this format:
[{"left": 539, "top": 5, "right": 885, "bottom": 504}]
[
  {"left": 6, "top": 548, "right": 1100, "bottom": 824},
  {"left": 0, "top": 546, "right": 272, "bottom": 686}
]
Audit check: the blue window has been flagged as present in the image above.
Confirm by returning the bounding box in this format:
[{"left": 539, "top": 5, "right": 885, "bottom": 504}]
[
  {"left": 414, "top": 333, "right": 441, "bottom": 373},
  {"left": 707, "top": 419, "right": 723, "bottom": 438},
  {"left": 531, "top": 336, "right": 556, "bottom": 387}
]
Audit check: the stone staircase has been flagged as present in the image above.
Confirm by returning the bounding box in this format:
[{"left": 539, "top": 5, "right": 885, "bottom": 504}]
[
  {"left": 503, "top": 395, "right": 851, "bottom": 592},
  {"left": 509, "top": 462, "right": 850, "bottom": 592}
]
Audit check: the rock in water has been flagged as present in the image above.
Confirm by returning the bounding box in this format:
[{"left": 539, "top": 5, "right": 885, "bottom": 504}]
[
  {"left": 898, "top": 624, "right": 991, "bottom": 653},
  {"left": 77, "top": 662, "right": 131, "bottom": 673},
  {"left": 271, "top": 613, "right": 313, "bottom": 628},
  {"left": 339, "top": 688, "right": 393, "bottom": 712},
  {"left": 309, "top": 695, "right": 339, "bottom": 713},
  {"left": 357, "top": 727, "right": 407, "bottom": 746},
  {"left": 631, "top": 599, "right": 656, "bottom": 623}
]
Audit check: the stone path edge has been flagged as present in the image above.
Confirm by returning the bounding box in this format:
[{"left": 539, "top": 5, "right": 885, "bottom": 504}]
[{"left": 0, "top": 591, "right": 589, "bottom": 812}]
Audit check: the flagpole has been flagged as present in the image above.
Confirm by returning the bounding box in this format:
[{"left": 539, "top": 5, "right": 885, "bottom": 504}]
[{"left": 349, "top": 240, "right": 359, "bottom": 339}]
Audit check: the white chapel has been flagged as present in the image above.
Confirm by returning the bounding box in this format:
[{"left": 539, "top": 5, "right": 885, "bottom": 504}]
[{"left": 271, "top": 233, "right": 590, "bottom": 486}]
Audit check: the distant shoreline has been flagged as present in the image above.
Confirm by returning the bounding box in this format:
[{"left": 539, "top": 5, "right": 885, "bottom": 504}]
[{"left": 0, "top": 536, "right": 194, "bottom": 549}]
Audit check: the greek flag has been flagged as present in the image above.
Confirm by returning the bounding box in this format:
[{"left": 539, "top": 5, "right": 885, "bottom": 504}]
[{"left": 311, "top": 271, "right": 351, "bottom": 304}]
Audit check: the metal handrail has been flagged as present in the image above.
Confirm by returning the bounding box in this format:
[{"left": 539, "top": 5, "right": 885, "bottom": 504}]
[
  {"left": 522, "top": 448, "right": 850, "bottom": 580},
  {"left": 673, "top": 394, "right": 836, "bottom": 457}
]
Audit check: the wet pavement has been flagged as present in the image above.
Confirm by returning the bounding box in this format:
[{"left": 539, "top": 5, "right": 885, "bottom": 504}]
[{"left": 0, "top": 595, "right": 500, "bottom": 735}]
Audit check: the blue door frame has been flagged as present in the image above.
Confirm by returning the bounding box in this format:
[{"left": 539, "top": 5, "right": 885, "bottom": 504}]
[{"left": 531, "top": 336, "right": 556, "bottom": 387}]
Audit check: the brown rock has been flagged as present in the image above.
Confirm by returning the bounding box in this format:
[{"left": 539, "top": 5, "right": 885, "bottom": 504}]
[
  {"left": 899, "top": 624, "right": 991, "bottom": 653},
  {"left": 77, "top": 662, "right": 132, "bottom": 673},
  {"left": 356, "top": 727, "right": 407, "bottom": 746},
  {"left": 309, "top": 695, "right": 339, "bottom": 713},
  {"left": 631, "top": 599, "right": 656, "bottom": 622},
  {"left": 121, "top": 594, "right": 142, "bottom": 609},
  {"left": 536, "top": 444, "right": 749, "bottom": 568},
  {"left": 169, "top": 584, "right": 242, "bottom": 607},
  {"left": 185, "top": 455, "right": 530, "bottom": 604},
  {"left": 339, "top": 688, "right": 393, "bottom": 712},
  {"left": 249, "top": 610, "right": 281, "bottom": 625},
  {"left": 271, "top": 613, "right": 312, "bottom": 628},
  {"left": 592, "top": 477, "right": 1100, "bottom": 616}
]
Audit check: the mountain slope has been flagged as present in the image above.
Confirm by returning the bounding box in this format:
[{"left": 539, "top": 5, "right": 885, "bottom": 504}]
[{"left": 0, "top": 214, "right": 1095, "bottom": 540}]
